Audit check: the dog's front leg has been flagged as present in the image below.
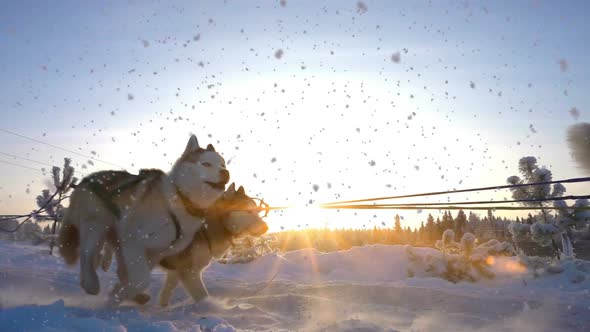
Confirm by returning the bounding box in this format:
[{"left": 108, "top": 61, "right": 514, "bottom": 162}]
[
  {"left": 158, "top": 271, "right": 180, "bottom": 306},
  {"left": 178, "top": 268, "right": 208, "bottom": 303}
]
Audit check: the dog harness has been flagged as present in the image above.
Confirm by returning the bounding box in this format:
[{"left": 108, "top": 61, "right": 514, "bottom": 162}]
[{"left": 76, "top": 169, "right": 207, "bottom": 246}]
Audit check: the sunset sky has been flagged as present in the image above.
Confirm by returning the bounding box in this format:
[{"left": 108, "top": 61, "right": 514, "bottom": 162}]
[{"left": 1, "top": 0, "right": 589, "bottom": 232}]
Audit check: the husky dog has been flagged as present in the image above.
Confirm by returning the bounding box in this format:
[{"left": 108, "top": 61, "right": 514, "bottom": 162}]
[
  {"left": 157, "top": 183, "right": 268, "bottom": 306},
  {"left": 58, "top": 135, "right": 229, "bottom": 302}
]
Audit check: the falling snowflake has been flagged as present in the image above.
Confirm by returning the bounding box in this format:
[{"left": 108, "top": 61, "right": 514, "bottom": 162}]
[
  {"left": 274, "top": 49, "right": 284, "bottom": 59},
  {"left": 569, "top": 107, "right": 580, "bottom": 120},
  {"left": 559, "top": 59, "right": 568, "bottom": 72},
  {"left": 356, "top": 1, "right": 368, "bottom": 14},
  {"left": 141, "top": 40, "right": 149, "bottom": 47},
  {"left": 127, "top": 93, "right": 134, "bottom": 101},
  {"left": 312, "top": 184, "right": 319, "bottom": 192},
  {"left": 529, "top": 124, "right": 537, "bottom": 133},
  {"left": 390, "top": 52, "right": 400, "bottom": 63}
]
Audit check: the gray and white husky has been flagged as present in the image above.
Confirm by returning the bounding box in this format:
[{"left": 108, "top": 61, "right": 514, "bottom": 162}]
[{"left": 58, "top": 134, "right": 229, "bottom": 303}]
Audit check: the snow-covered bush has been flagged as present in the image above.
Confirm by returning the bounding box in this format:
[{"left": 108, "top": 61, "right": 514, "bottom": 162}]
[
  {"left": 434, "top": 229, "right": 459, "bottom": 254},
  {"left": 518, "top": 253, "right": 590, "bottom": 283},
  {"left": 13, "top": 221, "right": 42, "bottom": 242},
  {"left": 473, "top": 239, "right": 514, "bottom": 256},
  {"left": 219, "top": 235, "right": 276, "bottom": 264},
  {"left": 460, "top": 232, "right": 476, "bottom": 257},
  {"left": 407, "top": 232, "right": 515, "bottom": 283}
]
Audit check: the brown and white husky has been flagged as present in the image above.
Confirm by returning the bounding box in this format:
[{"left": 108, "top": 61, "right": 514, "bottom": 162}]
[
  {"left": 100, "top": 183, "right": 268, "bottom": 306},
  {"left": 157, "top": 183, "right": 268, "bottom": 306}
]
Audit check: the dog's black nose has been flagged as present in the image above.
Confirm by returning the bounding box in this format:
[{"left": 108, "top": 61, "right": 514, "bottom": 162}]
[{"left": 220, "top": 169, "right": 230, "bottom": 184}]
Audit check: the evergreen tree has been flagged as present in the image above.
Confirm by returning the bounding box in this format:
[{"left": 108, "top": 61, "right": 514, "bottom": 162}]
[
  {"left": 426, "top": 216, "right": 436, "bottom": 245},
  {"left": 507, "top": 156, "right": 567, "bottom": 258},
  {"left": 526, "top": 213, "right": 535, "bottom": 225},
  {"left": 418, "top": 221, "right": 426, "bottom": 244},
  {"left": 393, "top": 214, "right": 403, "bottom": 243},
  {"left": 454, "top": 209, "right": 467, "bottom": 240},
  {"left": 443, "top": 211, "right": 454, "bottom": 230}
]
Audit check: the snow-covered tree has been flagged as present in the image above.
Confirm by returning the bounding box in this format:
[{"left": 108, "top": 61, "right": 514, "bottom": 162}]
[
  {"left": 552, "top": 199, "right": 590, "bottom": 258},
  {"left": 37, "top": 158, "right": 78, "bottom": 254},
  {"left": 507, "top": 156, "right": 565, "bottom": 258}
]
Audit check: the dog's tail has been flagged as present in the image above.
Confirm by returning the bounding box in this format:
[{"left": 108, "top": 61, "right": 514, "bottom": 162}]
[
  {"left": 58, "top": 192, "right": 80, "bottom": 265},
  {"left": 59, "top": 223, "right": 79, "bottom": 264}
]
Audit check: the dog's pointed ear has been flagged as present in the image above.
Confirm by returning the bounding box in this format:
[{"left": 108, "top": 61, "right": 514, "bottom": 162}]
[
  {"left": 206, "top": 144, "right": 216, "bottom": 152},
  {"left": 183, "top": 135, "right": 200, "bottom": 156},
  {"left": 237, "top": 186, "right": 245, "bottom": 195},
  {"left": 226, "top": 183, "right": 236, "bottom": 195}
]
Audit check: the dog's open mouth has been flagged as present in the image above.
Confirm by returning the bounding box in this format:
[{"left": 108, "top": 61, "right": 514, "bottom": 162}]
[
  {"left": 206, "top": 181, "right": 226, "bottom": 190},
  {"left": 248, "top": 221, "right": 269, "bottom": 236}
]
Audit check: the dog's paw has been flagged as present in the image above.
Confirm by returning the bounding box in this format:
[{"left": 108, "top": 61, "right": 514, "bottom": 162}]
[
  {"left": 134, "top": 293, "right": 151, "bottom": 305},
  {"left": 159, "top": 297, "right": 170, "bottom": 307},
  {"left": 81, "top": 274, "right": 100, "bottom": 295}
]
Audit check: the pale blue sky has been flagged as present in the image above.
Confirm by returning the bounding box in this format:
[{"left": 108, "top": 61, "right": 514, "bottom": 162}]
[{"left": 1, "top": 0, "right": 589, "bottom": 231}]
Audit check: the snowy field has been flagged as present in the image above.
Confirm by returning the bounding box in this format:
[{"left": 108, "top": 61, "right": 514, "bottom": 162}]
[{"left": 1, "top": 241, "right": 589, "bottom": 332}]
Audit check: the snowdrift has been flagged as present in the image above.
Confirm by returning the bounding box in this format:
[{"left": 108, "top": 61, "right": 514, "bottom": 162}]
[{"left": 2, "top": 241, "right": 590, "bottom": 331}]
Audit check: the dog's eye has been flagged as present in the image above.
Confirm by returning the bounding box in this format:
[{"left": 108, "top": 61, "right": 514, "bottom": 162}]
[{"left": 202, "top": 162, "right": 212, "bottom": 167}]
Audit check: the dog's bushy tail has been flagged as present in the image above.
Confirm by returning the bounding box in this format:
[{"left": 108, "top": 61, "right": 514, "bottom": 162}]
[
  {"left": 58, "top": 194, "right": 80, "bottom": 265},
  {"left": 58, "top": 223, "right": 79, "bottom": 264}
]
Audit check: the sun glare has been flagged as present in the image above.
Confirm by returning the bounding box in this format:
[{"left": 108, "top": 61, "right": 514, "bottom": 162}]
[{"left": 267, "top": 204, "right": 329, "bottom": 232}]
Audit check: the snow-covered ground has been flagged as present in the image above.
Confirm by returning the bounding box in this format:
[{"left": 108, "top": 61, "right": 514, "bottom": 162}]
[{"left": 1, "top": 241, "right": 589, "bottom": 331}]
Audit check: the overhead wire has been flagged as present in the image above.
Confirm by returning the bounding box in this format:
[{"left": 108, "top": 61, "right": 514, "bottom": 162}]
[
  {"left": 0, "top": 127, "right": 127, "bottom": 169},
  {"left": 0, "top": 152, "right": 88, "bottom": 177},
  {"left": 321, "top": 176, "right": 590, "bottom": 206}
]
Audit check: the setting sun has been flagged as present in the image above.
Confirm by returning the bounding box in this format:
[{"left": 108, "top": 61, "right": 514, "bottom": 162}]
[{"left": 1, "top": 1, "right": 589, "bottom": 331}]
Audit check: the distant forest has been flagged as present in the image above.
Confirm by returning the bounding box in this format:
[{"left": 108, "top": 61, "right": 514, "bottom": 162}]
[{"left": 272, "top": 210, "right": 532, "bottom": 252}]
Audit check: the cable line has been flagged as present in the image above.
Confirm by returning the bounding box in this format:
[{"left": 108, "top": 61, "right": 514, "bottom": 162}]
[
  {"left": 322, "top": 194, "right": 590, "bottom": 209},
  {"left": 320, "top": 205, "right": 590, "bottom": 211},
  {"left": 0, "top": 128, "right": 126, "bottom": 169},
  {"left": 322, "top": 176, "right": 590, "bottom": 206},
  {"left": 0, "top": 159, "right": 50, "bottom": 174},
  {"left": 0, "top": 152, "right": 87, "bottom": 176}
]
